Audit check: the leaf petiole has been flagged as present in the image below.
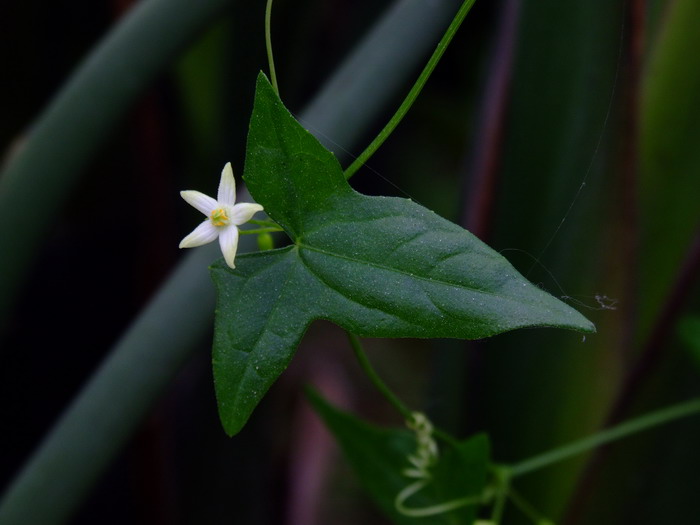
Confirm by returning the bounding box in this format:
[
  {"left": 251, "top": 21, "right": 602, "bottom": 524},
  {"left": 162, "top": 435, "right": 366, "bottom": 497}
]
[{"left": 346, "top": 332, "right": 413, "bottom": 420}]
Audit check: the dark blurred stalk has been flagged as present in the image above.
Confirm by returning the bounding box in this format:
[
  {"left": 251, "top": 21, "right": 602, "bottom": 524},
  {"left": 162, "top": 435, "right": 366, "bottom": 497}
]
[
  {"left": 563, "top": 0, "right": 700, "bottom": 520},
  {"left": 637, "top": 0, "right": 700, "bottom": 339},
  {"left": 608, "top": 227, "right": 700, "bottom": 424},
  {"left": 473, "top": 0, "right": 624, "bottom": 517},
  {"left": 0, "top": 0, "right": 238, "bottom": 327},
  {"left": 0, "top": 1, "right": 466, "bottom": 523},
  {"left": 109, "top": 3, "right": 180, "bottom": 521},
  {"left": 460, "top": 0, "right": 520, "bottom": 240},
  {"left": 429, "top": 0, "right": 520, "bottom": 439},
  {"left": 563, "top": 225, "right": 700, "bottom": 524},
  {"left": 0, "top": 242, "right": 223, "bottom": 525},
  {"left": 616, "top": 0, "right": 644, "bottom": 364},
  {"left": 560, "top": 0, "right": 645, "bottom": 519}
]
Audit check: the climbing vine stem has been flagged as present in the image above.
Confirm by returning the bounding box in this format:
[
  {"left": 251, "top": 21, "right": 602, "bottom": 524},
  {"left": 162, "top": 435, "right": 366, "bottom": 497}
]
[
  {"left": 509, "top": 397, "right": 700, "bottom": 477},
  {"left": 343, "top": 0, "right": 477, "bottom": 179},
  {"left": 265, "top": 0, "right": 279, "bottom": 95}
]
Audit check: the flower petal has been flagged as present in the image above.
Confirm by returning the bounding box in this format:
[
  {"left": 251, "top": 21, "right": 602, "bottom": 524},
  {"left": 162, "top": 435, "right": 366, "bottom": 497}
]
[
  {"left": 179, "top": 221, "right": 219, "bottom": 248},
  {"left": 229, "top": 203, "right": 264, "bottom": 226},
  {"left": 181, "top": 190, "right": 217, "bottom": 216},
  {"left": 219, "top": 224, "right": 239, "bottom": 269},
  {"left": 217, "top": 162, "right": 236, "bottom": 206}
]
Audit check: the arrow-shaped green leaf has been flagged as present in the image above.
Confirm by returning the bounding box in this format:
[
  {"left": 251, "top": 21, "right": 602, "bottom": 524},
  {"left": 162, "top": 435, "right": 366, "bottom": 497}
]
[{"left": 211, "top": 73, "right": 594, "bottom": 436}]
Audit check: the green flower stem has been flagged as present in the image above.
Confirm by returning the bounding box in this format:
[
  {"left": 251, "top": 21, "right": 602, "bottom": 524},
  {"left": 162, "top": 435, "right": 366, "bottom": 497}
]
[
  {"left": 0, "top": 0, "right": 235, "bottom": 324},
  {"left": 346, "top": 332, "right": 413, "bottom": 420},
  {"left": 265, "top": 0, "right": 279, "bottom": 95},
  {"left": 239, "top": 227, "right": 284, "bottom": 235},
  {"left": 0, "top": 1, "right": 467, "bottom": 522},
  {"left": 343, "top": 0, "right": 477, "bottom": 180},
  {"left": 248, "top": 218, "right": 281, "bottom": 228},
  {"left": 509, "top": 398, "right": 700, "bottom": 478}
]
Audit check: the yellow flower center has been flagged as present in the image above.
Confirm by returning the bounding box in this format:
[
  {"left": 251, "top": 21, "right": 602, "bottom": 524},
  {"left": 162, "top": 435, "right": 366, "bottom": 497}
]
[{"left": 210, "top": 208, "right": 230, "bottom": 227}]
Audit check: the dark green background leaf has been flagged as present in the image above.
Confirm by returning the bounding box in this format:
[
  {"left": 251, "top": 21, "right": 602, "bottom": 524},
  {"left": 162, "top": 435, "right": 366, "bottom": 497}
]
[
  {"left": 678, "top": 316, "right": 700, "bottom": 375},
  {"left": 210, "top": 73, "right": 594, "bottom": 436},
  {"left": 639, "top": 0, "right": 700, "bottom": 340},
  {"left": 307, "top": 389, "right": 489, "bottom": 525}
]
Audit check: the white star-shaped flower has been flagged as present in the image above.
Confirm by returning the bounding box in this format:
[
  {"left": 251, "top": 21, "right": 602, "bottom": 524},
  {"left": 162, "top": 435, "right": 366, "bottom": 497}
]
[{"left": 179, "top": 162, "right": 264, "bottom": 268}]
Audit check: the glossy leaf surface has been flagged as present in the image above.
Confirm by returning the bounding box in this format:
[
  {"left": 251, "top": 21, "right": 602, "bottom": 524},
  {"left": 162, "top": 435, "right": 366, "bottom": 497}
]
[{"left": 210, "top": 73, "right": 594, "bottom": 435}]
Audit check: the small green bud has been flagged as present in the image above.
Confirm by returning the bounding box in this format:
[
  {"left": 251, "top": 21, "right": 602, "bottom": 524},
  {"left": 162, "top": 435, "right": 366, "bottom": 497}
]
[{"left": 257, "top": 232, "right": 274, "bottom": 251}]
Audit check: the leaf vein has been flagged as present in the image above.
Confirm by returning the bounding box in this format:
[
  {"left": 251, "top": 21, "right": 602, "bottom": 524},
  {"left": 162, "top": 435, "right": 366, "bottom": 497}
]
[
  {"left": 297, "top": 242, "right": 528, "bottom": 306},
  {"left": 296, "top": 250, "right": 428, "bottom": 329}
]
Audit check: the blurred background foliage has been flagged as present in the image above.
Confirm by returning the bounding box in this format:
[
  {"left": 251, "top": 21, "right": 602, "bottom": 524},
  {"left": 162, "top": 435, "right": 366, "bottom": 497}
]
[{"left": 1, "top": 0, "right": 699, "bottom": 524}]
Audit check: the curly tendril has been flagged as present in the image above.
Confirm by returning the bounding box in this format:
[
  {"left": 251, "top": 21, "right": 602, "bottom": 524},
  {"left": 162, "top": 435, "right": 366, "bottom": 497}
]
[
  {"left": 394, "top": 412, "right": 483, "bottom": 518},
  {"left": 402, "top": 412, "right": 439, "bottom": 479}
]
